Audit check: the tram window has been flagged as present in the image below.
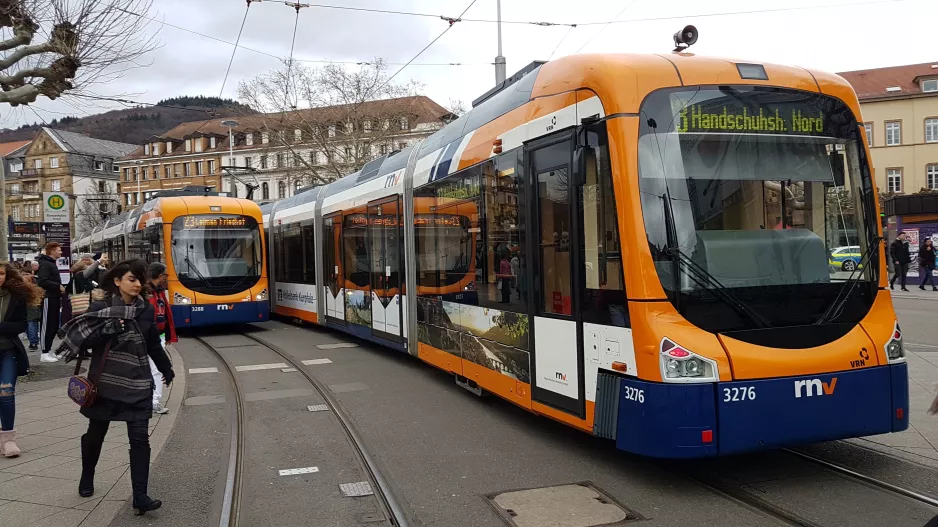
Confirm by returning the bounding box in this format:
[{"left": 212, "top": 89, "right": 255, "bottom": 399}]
[
  {"left": 414, "top": 172, "right": 478, "bottom": 295},
  {"left": 301, "top": 220, "right": 315, "bottom": 284},
  {"left": 480, "top": 150, "right": 527, "bottom": 312},
  {"left": 579, "top": 125, "right": 628, "bottom": 327},
  {"left": 343, "top": 214, "right": 370, "bottom": 288},
  {"left": 280, "top": 224, "right": 304, "bottom": 283}
]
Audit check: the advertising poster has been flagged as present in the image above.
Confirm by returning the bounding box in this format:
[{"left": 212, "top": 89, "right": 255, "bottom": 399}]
[{"left": 906, "top": 229, "right": 920, "bottom": 277}]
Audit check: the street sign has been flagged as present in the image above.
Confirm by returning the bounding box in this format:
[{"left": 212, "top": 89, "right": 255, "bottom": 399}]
[
  {"left": 41, "top": 222, "right": 70, "bottom": 244},
  {"left": 43, "top": 192, "right": 69, "bottom": 223}
]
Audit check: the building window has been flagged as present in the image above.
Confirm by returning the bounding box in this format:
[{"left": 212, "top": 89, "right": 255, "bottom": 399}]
[
  {"left": 34, "top": 159, "right": 41, "bottom": 169},
  {"left": 125, "top": 194, "right": 131, "bottom": 206},
  {"left": 294, "top": 179, "right": 302, "bottom": 192},
  {"left": 293, "top": 153, "right": 302, "bottom": 167},
  {"left": 399, "top": 117, "right": 408, "bottom": 130},
  {"left": 383, "top": 119, "right": 390, "bottom": 131},
  {"left": 50, "top": 157, "right": 59, "bottom": 168},
  {"left": 144, "top": 144, "right": 150, "bottom": 155},
  {"left": 10, "top": 184, "right": 18, "bottom": 195},
  {"left": 164, "top": 166, "right": 170, "bottom": 179},
  {"left": 98, "top": 181, "right": 107, "bottom": 193},
  {"left": 196, "top": 161, "right": 204, "bottom": 175},
  {"left": 244, "top": 157, "right": 252, "bottom": 168},
  {"left": 363, "top": 120, "right": 372, "bottom": 133},
  {"left": 185, "top": 139, "right": 191, "bottom": 152},
  {"left": 124, "top": 168, "right": 131, "bottom": 181},
  {"left": 185, "top": 163, "right": 191, "bottom": 177},
  {"left": 208, "top": 160, "right": 216, "bottom": 174},
  {"left": 863, "top": 123, "right": 873, "bottom": 147},
  {"left": 246, "top": 133, "right": 254, "bottom": 146},
  {"left": 167, "top": 141, "right": 173, "bottom": 153},
  {"left": 262, "top": 132, "right": 269, "bottom": 144},
  {"left": 262, "top": 182, "right": 269, "bottom": 200},
  {"left": 210, "top": 137, "right": 216, "bottom": 149},
  {"left": 328, "top": 125, "right": 336, "bottom": 138},
  {"left": 51, "top": 179, "right": 60, "bottom": 191},
  {"left": 886, "top": 121, "right": 901, "bottom": 146},
  {"left": 887, "top": 168, "right": 902, "bottom": 193},
  {"left": 10, "top": 161, "right": 22, "bottom": 172},
  {"left": 379, "top": 144, "right": 388, "bottom": 155},
  {"left": 278, "top": 181, "right": 286, "bottom": 199},
  {"left": 927, "top": 119, "right": 938, "bottom": 143},
  {"left": 153, "top": 143, "right": 160, "bottom": 155},
  {"left": 24, "top": 182, "right": 37, "bottom": 193},
  {"left": 310, "top": 151, "right": 318, "bottom": 165},
  {"left": 923, "top": 79, "right": 938, "bottom": 93},
  {"left": 294, "top": 129, "right": 302, "bottom": 142},
  {"left": 113, "top": 164, "right": 120, "bottom": 173},
  {"left": 142, "top": 167, "right": 148, "bottom": 180},
  {"left": 10, "top": 207, "right": 18, "bottom": 220},
  {"left": 344, "top": 146, "right": 352, "bottom": 160},
  {"left": 94, "top": 161, "right": 104, "bottom": 171},
  {"left": 929, "top": 165, "right": 938, "bottom": 190},
  {"left": 260, "top": 155, "right": 268, "bottom": 169},
  {"left": 197, "top": 138, "right": 205, "bottom": 152},
  {"left": 276, "top": 154, "right": 284, "bottom": 168}
]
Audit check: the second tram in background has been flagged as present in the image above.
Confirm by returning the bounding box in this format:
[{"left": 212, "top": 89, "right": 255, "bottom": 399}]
[
  {"left": 267, "top": 44, "right": 906, "bottom": 458},
  {"left": 74, "top": 187, "right": 268, "bottom": 327}
]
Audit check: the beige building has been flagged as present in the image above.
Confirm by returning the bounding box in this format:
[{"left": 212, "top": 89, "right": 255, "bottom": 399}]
[{"left": 839, "top": 62, "right": 938, "bottom": 194}]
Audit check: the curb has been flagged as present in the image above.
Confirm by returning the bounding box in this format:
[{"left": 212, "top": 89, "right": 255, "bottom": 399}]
[{"left": 79, "top": 345, "right": 186, "bottom": 525}]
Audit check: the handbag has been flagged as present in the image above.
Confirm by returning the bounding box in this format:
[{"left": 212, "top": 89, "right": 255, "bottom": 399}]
[
  {"left": 67, "top": 341, "right": 111, "bottom": 407},
  {"left": 70, "top": 293, "right": 91, "bottom": 315}
]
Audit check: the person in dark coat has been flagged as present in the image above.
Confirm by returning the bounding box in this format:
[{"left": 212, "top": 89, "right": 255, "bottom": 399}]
[
  {"left": 0, "top": 263, "right": 43, "bottom": 458},
  {"left": 890, "top": 232, "right": 912, "bottom": 292},
  {"left": 36, "top": 243, "right": 65, "bottom": 362},
  {"left": 55, "top": 259, "right": 175, "bottom": 515},
  {"left": 919, "top": 239, "right": 938, "bottom": 291}
]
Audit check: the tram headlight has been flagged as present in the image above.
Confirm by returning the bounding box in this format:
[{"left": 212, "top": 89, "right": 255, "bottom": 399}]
[
  {"left": 659, "top": 337, "right": 719, "bottom": 383},
  {"left": 885, "top": 322, "right": 905, "bottom": 363},
  {"left": 255, "top": 288, "right": 268, "bottom": 301},
  {"left": 173, "top": 292, "right": 191, "bottom": 305}
]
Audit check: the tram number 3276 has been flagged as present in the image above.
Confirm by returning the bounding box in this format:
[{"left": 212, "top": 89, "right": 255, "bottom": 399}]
[
  {"left": 724, "top": 386, "right": 756, "bottom": 402},
  {"left": 623, "top": 385, "right": 645, "bottom": 403}
]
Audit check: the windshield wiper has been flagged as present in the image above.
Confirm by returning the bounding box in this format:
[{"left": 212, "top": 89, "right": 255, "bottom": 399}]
[
  {"left": 184, "top": 256, "right": 216, "bottom": 291},
  {"left": 814, "top": 236, "right": 882, "bottom": 325},
  {"left": 665, "top": 247, "right": 771, "bottom": 329}
]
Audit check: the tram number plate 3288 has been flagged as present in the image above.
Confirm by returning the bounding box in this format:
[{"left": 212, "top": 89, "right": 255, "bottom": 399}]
[{"left": 723, "top": 386, "right": 756, "bottom": 402}]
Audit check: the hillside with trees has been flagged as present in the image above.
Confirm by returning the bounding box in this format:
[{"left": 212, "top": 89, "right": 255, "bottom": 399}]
[{"left": 0, "top": 96, "right": 253, "bottom": 145}]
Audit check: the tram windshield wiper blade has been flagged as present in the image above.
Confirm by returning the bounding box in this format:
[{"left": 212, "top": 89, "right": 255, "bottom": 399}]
[
  {"left": 814, "top": 236, "right": 882, "bottom": 325},
  {"left": 184, "top": 256, "right": 215, "bottom": 291},
  {"left": 667, "top": 247, "right": 771, "bottom": 329}
]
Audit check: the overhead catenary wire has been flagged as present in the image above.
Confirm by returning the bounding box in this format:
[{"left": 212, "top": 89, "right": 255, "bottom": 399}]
[
  {"left": 548, "top": 24, "right": 577, "bottom": 61},
  {"left": 576, "top": 0, "right": 641, "bottom": 53}
]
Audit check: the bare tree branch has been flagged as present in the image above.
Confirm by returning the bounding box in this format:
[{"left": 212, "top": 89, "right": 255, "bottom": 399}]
[{"left": 0, "top": 0, "right": 159, "bottom": 108}]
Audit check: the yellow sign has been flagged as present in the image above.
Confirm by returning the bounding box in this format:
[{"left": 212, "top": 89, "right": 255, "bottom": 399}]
[
  {"left": 47, "top": 194, "right": 65, "bottom": 210},
  {"left": 678, "top": 105, "right": 825, "bottom": 134},
  {"left": 183, "top": 216, "right": 248, "bottom": 229}
]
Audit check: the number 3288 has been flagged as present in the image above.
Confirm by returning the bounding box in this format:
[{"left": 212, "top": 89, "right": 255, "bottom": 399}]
[{"left": 723, "top": 386, "right": 756, "bottom": 402}]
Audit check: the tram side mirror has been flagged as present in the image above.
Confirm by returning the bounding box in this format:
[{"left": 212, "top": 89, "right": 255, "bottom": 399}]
[{"left": 828, "top": 151, "right": 845, "bottom": 187}]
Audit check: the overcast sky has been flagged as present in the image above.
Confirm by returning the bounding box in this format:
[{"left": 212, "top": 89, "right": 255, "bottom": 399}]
[{"left": 12, "top": 0, "right": 938, "bottom": 129}]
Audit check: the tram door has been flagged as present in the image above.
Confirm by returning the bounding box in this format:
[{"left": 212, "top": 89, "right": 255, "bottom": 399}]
[
  {"left": 323, "top": 213, "right": 345, "bottom": 325},
  {"left": 342, "top": 208, "right": 372, "bottom": 334},
  {"left": 526, "top": 131, "right": 586, "bottom": 418},
  {"left": 368, "top": 197, "right": 403, "bottom": 341}
]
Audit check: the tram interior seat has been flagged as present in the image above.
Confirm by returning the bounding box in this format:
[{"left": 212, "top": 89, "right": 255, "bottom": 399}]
[{"left": 690, "top": 229, "right": 830, "bottom": 289}]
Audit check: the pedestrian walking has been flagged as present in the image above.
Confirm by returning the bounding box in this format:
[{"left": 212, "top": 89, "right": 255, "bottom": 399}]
[
  {"left": 146, "top": 262, "right": 175, "bottom": 415},
  {"left": 36, "top": 242, "right": 65, "bottom": 362},
  {"left": 0, "top": 263, "right": 43, "bottom": 457},
  {"left": 920, "top": 239, "right": 938, "bottom": 291},
  {"left": 890, "top": 232, "right": 912, "bottom": 292},
  {"left": 55, "top": 258, "right": 175, "bottom": 515},
  {"left": 19, "top": 267, "right": 40, "bottom": 351}
]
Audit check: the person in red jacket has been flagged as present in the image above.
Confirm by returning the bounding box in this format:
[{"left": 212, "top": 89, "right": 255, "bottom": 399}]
[{"left": 146, "top": 263, "right": 176, "bottom": 414}]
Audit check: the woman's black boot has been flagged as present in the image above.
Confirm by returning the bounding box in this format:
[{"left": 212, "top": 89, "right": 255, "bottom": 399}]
[
  {"left": 78, "top": 434, "right": 101, "bottom": 497},
  {"left": 129, "top": 445, "right": 161, "bottom": 515}
]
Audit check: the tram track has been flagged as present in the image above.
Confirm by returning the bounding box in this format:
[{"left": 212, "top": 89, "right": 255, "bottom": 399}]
[
  {"left": 681, "top": 447, "right": 938, "bottom": 526},
  {"left": 194, "top": 333, "right": 411, "bottom": 527}
]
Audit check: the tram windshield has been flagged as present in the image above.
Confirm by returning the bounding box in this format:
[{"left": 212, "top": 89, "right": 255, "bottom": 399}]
[
  {"left": 638, "top": 86, "right": 878, "bottom": 333},
  {"left": 170, "top": 214, "right": 263, "bottom": 295}
]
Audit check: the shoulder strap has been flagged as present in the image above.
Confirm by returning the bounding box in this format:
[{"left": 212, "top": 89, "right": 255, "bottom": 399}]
[{"left": 72, "top": 337, "right": 113, "bottom": 381}]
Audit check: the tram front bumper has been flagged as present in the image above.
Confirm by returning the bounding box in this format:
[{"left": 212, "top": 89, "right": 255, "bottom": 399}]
[
  {"left": 613, "top": 363, "right": 908, "bottom": 458},
  {"left": 172, "top": 301, "right": 270, "bottom": 328}
]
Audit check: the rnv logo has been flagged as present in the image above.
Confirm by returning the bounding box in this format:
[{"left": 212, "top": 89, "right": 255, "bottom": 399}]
[{"left": 794, "top": 377, "right": 838, "bottom": 398}]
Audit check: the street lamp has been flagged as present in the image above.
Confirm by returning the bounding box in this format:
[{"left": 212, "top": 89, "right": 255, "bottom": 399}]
[{"left": 222, "top": 120, "right": 239, "bottom": 197}]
